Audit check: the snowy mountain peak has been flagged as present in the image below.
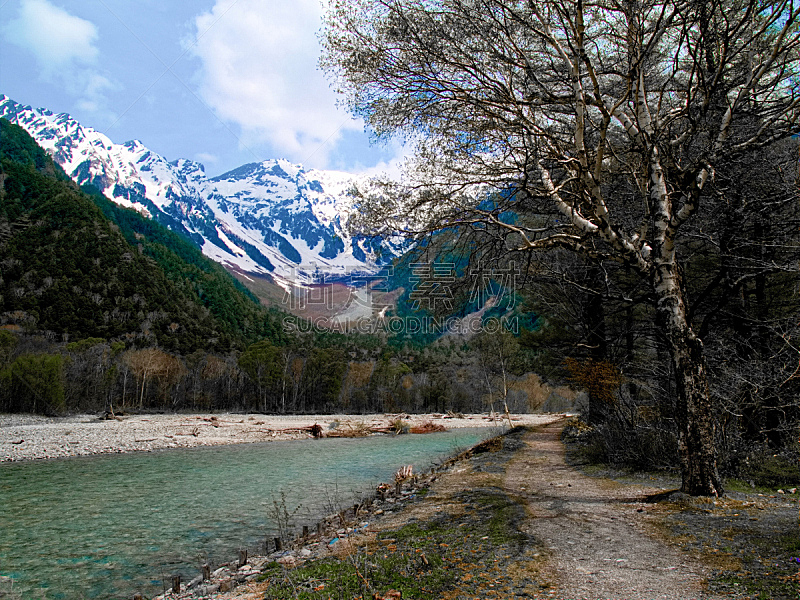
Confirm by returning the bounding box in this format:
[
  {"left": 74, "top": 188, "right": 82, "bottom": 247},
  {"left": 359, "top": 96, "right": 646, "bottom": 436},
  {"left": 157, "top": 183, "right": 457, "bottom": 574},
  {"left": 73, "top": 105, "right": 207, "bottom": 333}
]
[{"left": 0, "top": 95, "right": 402, "bottom": 288}]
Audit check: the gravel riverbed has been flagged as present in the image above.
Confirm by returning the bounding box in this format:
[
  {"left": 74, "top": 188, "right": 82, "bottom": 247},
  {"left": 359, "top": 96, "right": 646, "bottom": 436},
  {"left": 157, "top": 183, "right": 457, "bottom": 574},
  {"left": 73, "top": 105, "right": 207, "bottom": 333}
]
[{"left": 0, "top": 412, "right": 559, "bottom": 462}]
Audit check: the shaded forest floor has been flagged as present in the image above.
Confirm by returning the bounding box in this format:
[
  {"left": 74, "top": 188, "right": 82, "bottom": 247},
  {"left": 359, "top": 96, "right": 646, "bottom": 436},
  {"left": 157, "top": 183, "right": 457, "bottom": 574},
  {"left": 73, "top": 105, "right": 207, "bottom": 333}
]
[
  {"left": 213, "top": 420, "right": 799, "bottom": 599},
  {"left": 566, "top": 456, "right": 800, "bottom": 600}
]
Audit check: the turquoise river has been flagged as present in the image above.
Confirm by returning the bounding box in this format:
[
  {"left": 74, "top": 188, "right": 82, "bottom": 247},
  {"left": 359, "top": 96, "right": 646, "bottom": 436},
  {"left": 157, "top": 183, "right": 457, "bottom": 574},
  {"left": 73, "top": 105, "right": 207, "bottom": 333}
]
[{"left": 0, "top": 427, "right": 498, "bottom": 599}]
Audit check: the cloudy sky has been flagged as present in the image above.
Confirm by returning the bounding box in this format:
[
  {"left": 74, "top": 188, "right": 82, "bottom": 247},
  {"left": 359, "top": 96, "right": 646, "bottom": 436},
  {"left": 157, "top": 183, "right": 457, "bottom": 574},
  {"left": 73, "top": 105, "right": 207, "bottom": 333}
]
[{"left": 0, "top": 0, "right": 403, "bottom": 177}]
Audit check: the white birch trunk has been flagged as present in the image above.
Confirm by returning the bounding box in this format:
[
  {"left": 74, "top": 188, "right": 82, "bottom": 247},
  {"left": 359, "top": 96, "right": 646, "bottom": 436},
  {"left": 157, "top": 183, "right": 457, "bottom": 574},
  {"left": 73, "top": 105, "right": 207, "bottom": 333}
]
[{"left": 650, "top": 147, "right": 722, "bottom": 496}]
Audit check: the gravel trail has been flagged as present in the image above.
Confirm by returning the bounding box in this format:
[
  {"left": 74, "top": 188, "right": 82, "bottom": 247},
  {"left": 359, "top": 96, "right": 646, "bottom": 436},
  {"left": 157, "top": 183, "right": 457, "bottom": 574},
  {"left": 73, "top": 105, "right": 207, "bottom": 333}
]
[
  {"left": 505, "top": 420, "right": 727, "bottom": 600},
  {"left": 208, "top": 420, "right": 731, "bottom": 599}
]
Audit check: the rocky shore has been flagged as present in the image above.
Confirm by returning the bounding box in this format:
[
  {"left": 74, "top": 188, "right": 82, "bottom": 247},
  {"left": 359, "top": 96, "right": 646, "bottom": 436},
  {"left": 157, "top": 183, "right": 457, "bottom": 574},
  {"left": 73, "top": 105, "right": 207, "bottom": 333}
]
[
  {"left": 0, "top": 412, "right": 558, "bottom": 462},
  {"left": 149, "top": 474, "right": 433, "bottom": 600},
  {"left": 147, "top": 431, "right": 518, "bottom": 600}
]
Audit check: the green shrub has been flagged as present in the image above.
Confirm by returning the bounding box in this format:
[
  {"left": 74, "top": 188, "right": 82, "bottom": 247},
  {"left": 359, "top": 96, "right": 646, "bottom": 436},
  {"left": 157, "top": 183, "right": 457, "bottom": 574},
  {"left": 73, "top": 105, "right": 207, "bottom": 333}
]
[
  {"left": 0, "top": 353, "right": 65, "bottom": 414},
  {"left": 739, "top": 450, "right": 800, "bottom": 488}
]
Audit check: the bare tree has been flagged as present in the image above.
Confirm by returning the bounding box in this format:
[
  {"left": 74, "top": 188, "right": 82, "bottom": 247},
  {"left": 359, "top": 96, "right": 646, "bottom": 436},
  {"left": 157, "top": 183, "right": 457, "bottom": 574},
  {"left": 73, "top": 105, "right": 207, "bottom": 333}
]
[
  {"left": 472, "top": 329, "right": 519, "bottom": 423},
  {"left": 322, "top": 0, "right": 800, "bottom": 495},
  {"left": 123, "top": 348, "right": 186, "bottom": 409}
]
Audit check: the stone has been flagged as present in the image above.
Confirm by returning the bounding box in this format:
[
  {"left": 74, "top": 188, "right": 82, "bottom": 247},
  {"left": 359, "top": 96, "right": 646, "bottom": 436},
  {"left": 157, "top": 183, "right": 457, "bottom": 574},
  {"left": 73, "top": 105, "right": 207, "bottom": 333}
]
[
  {"left": 199, "top": 583, "right": 220, "bottom": 595},
  {"left": 277, "top": 555, "right": 297, "bottom": 568}
]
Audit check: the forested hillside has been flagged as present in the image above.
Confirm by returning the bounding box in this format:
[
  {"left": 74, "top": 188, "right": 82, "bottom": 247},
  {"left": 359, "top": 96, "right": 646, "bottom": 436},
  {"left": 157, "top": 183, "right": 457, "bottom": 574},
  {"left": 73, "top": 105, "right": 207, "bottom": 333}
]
[{"left": 0, "top": 119, "right": 282, "bottom": 352}]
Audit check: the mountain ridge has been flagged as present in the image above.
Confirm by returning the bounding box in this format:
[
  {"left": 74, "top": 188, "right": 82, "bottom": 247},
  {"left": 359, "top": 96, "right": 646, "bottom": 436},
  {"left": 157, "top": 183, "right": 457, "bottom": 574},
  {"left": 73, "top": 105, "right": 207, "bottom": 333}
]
[{"left": 0, "top": 95, "right": 402, "bottom": 290}]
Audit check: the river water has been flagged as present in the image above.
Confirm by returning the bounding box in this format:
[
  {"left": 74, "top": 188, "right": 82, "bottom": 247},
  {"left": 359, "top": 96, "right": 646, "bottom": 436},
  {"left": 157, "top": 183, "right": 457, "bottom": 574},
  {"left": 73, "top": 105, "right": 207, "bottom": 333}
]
[{"left": 0, "top": 427, "right": 498, "bottom": 599}]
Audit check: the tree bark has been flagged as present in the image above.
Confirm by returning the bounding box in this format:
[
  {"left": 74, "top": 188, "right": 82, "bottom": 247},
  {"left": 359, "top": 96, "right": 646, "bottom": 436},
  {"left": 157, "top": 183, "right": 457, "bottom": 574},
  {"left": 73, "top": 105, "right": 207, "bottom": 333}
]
[{"left": 654, "top": 271, "right": 723, "bottom": 496}]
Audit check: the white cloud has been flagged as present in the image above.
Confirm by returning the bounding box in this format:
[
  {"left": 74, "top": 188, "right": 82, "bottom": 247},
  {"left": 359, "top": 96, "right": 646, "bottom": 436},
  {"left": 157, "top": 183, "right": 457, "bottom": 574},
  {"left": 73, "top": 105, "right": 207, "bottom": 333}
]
[
  {"left": 4, "top": 0, "right": 113, "bottom": 113},
  {"left": 75, "top": 73, "right": 114, "bottom": 112},
  {"left": 187, "top": 0, "right": 360, "bottom": 168},
  {"left": 350, "top": 139, "right": 412, "bottom": 181},
  {"left": 5, "top": 0, "right": 99, "bottom": 74},
  {"left": 195, "top": 152, "right": 219, "bottom": 166}
]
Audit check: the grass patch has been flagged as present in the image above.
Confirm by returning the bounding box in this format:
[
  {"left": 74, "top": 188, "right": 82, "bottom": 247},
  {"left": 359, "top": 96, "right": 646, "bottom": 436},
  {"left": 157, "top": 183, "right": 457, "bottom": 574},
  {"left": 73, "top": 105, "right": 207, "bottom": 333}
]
[
  {"left": 259, "top": 488, "right": 545, "bottom": 599},
  {"left": 738, "top": 452, "right": 800, "bottom": 489},
  {"left": 260, "top": 550, "right": 454, "bottom": 600},
  {"left": 724, "top": 477, "right": 776, "bottom": 495},
  {"left": 654, "top": 498, "right": 800, "bottom": 600},
  {"left": 712, "top": 568, "right": 800, "bottom": 600}
]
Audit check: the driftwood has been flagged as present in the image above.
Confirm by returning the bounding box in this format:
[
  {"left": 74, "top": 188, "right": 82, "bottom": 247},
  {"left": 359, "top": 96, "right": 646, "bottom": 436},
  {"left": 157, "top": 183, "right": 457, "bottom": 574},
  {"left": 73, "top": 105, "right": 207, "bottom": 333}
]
[
  {"left": 327, "top": 421, "right": 448, "bottom": 437},
  {"left": 410, "top": 421, "right": 446, "bottom": 434},
  {"left": 394, "top": 465, "right": 413, "bottom": 482},
  {"left": 182, "top": 420, "right": 451, "bottom": 439}
]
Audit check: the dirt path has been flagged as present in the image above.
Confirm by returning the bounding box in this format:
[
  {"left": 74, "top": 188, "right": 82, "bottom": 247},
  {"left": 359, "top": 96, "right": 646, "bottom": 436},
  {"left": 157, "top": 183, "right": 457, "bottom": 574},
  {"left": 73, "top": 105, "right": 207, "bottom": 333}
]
[{"left": 505, "top": 420, "right": 725, "bottom": 600}]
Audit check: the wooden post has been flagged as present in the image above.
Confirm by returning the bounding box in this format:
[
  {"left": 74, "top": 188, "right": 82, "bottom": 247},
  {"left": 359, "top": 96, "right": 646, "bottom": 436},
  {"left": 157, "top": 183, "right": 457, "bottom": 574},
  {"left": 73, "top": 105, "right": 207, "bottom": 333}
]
[
  {"left": 238, "top": 549, "right": 248, "bottom": 568},
  {"left": 316, "top": 522, "right": 322, "bottom": 537},
  {"left": 353, "top": 503, "right": 360, "bottom": 516},
  {"left": 171, "top": 575, "right": 181, "bottom": 594},
  {"left": 274, "top": 537, "right": 282, "bottom": 552},
  {"left": 395, "top": 481, "right": 401, "bottom": 496},
  {"left": 202, "top": 563, "right": 211, "bottom": 581},
  {"left": 302, "top": 525, "right": 309, "bottom": 538}
]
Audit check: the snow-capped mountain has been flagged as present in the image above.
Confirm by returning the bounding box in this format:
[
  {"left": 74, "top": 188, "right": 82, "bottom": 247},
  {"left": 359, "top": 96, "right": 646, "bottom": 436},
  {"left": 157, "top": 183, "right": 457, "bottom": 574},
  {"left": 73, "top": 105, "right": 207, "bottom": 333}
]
[{"left": 0, "top": 95, "right": 399, "bottom": 287}]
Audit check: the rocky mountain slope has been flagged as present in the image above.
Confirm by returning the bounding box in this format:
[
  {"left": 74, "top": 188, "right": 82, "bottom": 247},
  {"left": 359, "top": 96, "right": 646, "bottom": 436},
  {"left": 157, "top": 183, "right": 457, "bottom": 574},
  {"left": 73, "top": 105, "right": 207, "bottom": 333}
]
[{"left": 0, "top": 95, "right": 400, "bottom": 288}]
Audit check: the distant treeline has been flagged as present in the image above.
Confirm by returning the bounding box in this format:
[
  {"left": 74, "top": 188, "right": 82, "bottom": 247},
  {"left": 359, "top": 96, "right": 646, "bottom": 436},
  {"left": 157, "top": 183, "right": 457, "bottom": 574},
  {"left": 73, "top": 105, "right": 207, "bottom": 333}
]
[
  {"left": 1, "top": 117, "right": 568, "bottom": 417},
  {"left": 0, "top": 327, "right": 574, "bottom": 416}
]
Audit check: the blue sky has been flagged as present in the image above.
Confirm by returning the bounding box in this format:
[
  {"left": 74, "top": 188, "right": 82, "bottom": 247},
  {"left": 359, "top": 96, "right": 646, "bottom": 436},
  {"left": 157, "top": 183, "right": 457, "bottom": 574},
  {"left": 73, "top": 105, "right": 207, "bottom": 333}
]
[{"left": 0, "top": 0, "right": 404, "bottom": 177}]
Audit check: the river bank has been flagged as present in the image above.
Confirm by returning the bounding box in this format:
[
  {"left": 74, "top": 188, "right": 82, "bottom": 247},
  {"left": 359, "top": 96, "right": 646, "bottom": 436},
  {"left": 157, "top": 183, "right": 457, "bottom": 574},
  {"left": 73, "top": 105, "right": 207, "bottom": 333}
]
[
  {"left": 186, "top": 420, "right": 799, "bottom": 600},
  {"left": 148, "top": 426, "right": 536, "bottom": 600},
  {"left": 0, "top": 412, "right": 560, "bottom": 462}
]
